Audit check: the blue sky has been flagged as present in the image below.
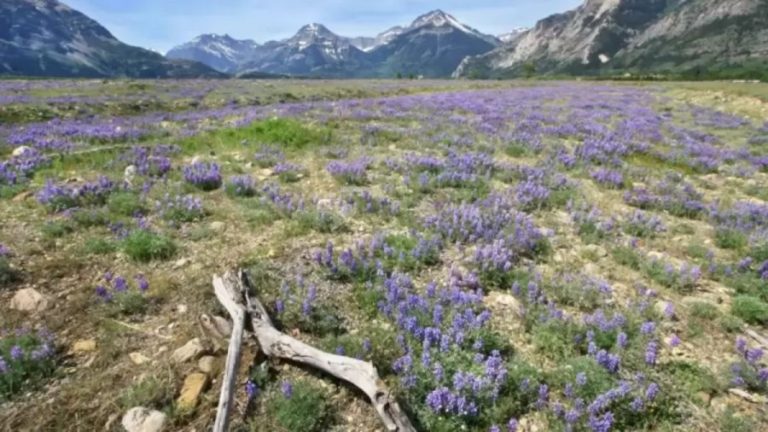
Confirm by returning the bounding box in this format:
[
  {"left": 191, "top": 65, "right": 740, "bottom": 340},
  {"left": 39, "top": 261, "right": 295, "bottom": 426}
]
[{"left": 64, "top": 0, "right": 582, "bottom": 53}]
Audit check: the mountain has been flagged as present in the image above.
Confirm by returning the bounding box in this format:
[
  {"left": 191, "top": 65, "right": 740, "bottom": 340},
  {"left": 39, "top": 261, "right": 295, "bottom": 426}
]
[
  {"left": 166, "top": 34, "right": 259, "bottom": 73},
  {"left": 168, "top": 10, "right": 498, "bottom": 78},
  {"left": 455, "top": 0, "right": 768, "bottom": 78},
  {"left": 237, "top": 23, "right": 371, "bottom": 77},
  {"left": 498, "top": 28, "right": 529, "bottom": 44},
  {"left": 361, "top": 10, "right": 501, "bottom": 77},
  {"left": 0, "top": 0, "right": 223, "bottom": 78},
  {"left": 348, "top": 26, "right": 406, "bottom": 52}
]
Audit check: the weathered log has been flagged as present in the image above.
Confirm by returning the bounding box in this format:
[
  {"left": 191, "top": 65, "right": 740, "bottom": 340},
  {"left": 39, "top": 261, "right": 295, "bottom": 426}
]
[
  {"left": 212, "top": 270, "right": 416, "bottom": 432},
  {"left": 211, "top": 275, "right": 247, "bottom": 432}
]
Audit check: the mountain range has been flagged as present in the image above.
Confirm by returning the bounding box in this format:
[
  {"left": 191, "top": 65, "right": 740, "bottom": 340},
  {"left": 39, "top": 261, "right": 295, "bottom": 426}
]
[
  {"left": 0, "top": 0, "right": 223, "bottom": 78},
  {"left": 167, "top": 10, "right": 501, "bottom": 78},
  {"left": 1, "top": 0, "right": 767, "bottom": 79},
  {"left": 455, "top": 0, "right": 768, "bottom": 78}
]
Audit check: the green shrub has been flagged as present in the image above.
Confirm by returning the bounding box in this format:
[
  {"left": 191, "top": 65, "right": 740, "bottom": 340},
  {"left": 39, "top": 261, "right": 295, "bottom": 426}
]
[
  {"left": 720, "top": 315, "right": 745, "bottom": 333},
  {"left": 720, "top": 408, "right": 756, "bottom": 432},
  {"left": 0, "top": 256, "right": 18, "bottom": 286},
  {"left": 71, "top": 208, "right": 110, "bottom": 227},
  {"left": 122, "top": 230, "right": 177, "bottom": 262},
  {"left": 0, "top": 330, "right": 56, "bottom": 400},
  {"left": 611, "top": 246, "right": 642, "bottom": 270},
  {"left": 731, "top": 295, "right": 768, "bottom": 324},
  {"left": 119, "top": 375, "right": 174, "bottom": 410},
  {"left": 688, "top": 301, "right": 720, "bottom": 320},
  {"left": 250, "top": 118, "right": 331, "bottom": 150},
  {"left": 41, "top": 220, "right": 75, "bottom": 239},
  {"left": 82, "top": 237, "right": 117, "bottom": 255},
  {"left": 108, "top": 192, "right": 145, "bottom": 216},
  {"left": 293, "top": 210, "right": 347, "bottom": 234},
  {"left": 715, "top": 229, "right": 747, "bottom": 250},
  {"left": 267, "top": 381, "right": 332, "bottom": 432}
]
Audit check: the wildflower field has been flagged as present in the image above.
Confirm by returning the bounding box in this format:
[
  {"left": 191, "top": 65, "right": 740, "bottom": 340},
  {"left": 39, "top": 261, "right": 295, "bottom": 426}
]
[{"left": 1, "top": 78, "right": 767, "bottom": 431}]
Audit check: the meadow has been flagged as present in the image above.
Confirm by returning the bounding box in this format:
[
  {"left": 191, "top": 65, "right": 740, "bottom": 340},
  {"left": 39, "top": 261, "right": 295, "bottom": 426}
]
[{"left": 0, "top": 78, "right": 767, "bottom": 431}]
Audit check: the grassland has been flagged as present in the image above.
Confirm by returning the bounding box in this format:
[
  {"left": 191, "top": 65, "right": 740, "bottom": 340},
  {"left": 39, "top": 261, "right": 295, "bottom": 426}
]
[{"left": 0, "top": 79, "right": 767, "bottom": 431}]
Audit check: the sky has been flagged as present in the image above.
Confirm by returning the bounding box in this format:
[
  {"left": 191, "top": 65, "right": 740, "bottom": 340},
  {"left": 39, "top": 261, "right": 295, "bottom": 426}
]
[{"left": 64, "top": 0, "right": 583, "bottom": 54}]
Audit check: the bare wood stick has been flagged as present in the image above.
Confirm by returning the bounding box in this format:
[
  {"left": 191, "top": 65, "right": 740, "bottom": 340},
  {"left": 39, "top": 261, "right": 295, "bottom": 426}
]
[
  {"left": 212, "top": 274, "right": 247, "bottom": 432},
  {"left": 213, "top": 270, "right": 415, "bottom": 432},
  {"left": 746, "top": 329, "right": 768, "bottom": 348}
]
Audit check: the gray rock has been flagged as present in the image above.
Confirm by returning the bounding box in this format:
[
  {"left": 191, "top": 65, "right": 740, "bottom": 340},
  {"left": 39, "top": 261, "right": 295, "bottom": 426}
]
[
  {"left": 12, "top": 146, "right": 32, "bottom": 157},
  {"left": 10, "top": 288, "right": 50, "bottom": 313},
  {"left": 198, "top": 356, "right": 217, "bottom": 374},
  {"left": 124, "top": 165, "right": 137, "bottom": 186},
  {"left": 121, "top": 407, "right": 167, "bottom": 432},
  {"left": 171, "top": 338, "right": 206, "bottom": 364}
]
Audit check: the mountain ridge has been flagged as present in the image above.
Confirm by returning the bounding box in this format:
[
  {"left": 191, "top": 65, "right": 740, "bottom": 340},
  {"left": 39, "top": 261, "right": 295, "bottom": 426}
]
[
  {"left": 454, "top": 0, "right": 768, "bottom": 78},
  {"left": 168, "top": 9, "right": 500, "bottom": 78},
  {"left": 0, "top": 0, "right": 224, "bottom": 78}
]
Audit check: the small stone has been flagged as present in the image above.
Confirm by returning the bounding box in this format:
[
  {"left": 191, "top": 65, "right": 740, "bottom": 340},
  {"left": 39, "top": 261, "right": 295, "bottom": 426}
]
[
  {"left": 11, "top": 146, "right": 32, "bottom": 157},
  {"left": 484, "top": 292, "right": 522, "bottom": 315},
  {"left": 71, "top": 339, "right": 97, "bottom": 353},
  {"left": 209, "top": 221, "right": 225, "bottom": 231},
  {"left": 177, "top": 304, "right": 188, "bottom": 314},
  {"left": 10, "top": 288, "right": 50, "bottom": 312},
  {"left": 696, "top": 391, "right": 711, "bottom": 405},
  {"left": 173, "top": 258, "right": 189, "bottom": 269},
  {"left": 198, "top": 356, "right": 217, "bottom": 374},
  {"left": 177, "top": 373, "right": 209, "bottom": 410},
  {"left": 582, "top": 244, "right": 607, "bottom": 258},
  {"left": 171, "top": 338, "right": 206, "bottom": 364},
  {"left": 583, "top": 262, "right": 600, "bottom": 275},
  {"left": 129, "top": 352, "right": 151, "bottom": 365},
  {"left": 124, "top": 165, "right": 137, "bottom": 186},
  {"left": 121, "top": 407, "right": 167, "bottom": 432}
]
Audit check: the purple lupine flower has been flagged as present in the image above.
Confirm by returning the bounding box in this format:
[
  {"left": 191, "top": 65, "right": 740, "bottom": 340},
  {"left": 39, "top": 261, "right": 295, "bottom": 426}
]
[
  {"left": 183, "top": 161, "right": 222, "bottom": 190},
  {"left": 426, "top": 387, "right": 455, "bottom": 413},
  {"left": 275, "top": 299, "right": 285, "bottom": 315},
  {"left": 113, "top": 276, "right": 128, "bottom": 292},
  {"left": 507, "top": 418, "right": 518, "bottom": 432},
  {"left": 95, "top": 285, "right": 111, "bottom": 301},
  {"left": 640, "top": 321, "right": 656, "bottom": 335},
  {"left": 490, "top": 426, "right": 501, "bottom": 432},
  {"left": 576, "top": 372, "right": 587, "bottom": 386},
  {"left": 746, "top": 348, "right": 764, "bottom": 365},
  {"left": 663, "top": 302, "right": 675, "bottom": 319},
  {"left": 645, "top": 383, "right": 660, "bottom": 401},
  {"left": 246, "top": 381, "right": 258, "bottom": 400},
  {"left": 281, "top": 381, "right": 293, "bottom": 399},
  {"left": 645, "top": 341, "right": 658, "bottom": 366},
  {"left": 616, "top": 332, "right": 628, "bottom": 349},
  {"left": 10, "top": 345, "right": 23, "bottom": 361},
  {"left": 135, "top": 275, "right": 149, "bottom": 292},
  {"left": 536, "top": 384, "right": 549, "bottom": 409},
  {"left": 669, "top": 334, "right": 681, "bottom": 347},
  {"left": 630, "top": 397, "right": 644, "bottom": 412},
  {"left": 736, "top": 337, "right": 748, "bottom": 354},
  {"left": 564, "top": 408, "right": 581, "bottom": 426},
  {"left": 588, "top": 412, "right": 614, "bottom": 432},
  {"left": 758, "top": 368, "right": 768, "bottom": 384}
]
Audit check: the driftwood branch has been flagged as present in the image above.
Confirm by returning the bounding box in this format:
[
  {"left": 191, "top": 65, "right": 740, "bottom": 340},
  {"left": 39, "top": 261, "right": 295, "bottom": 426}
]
[
  {"left": 212, "top": 269, "right": 415, "bottom": 432},
  {"left": 212, "top": 274, "right": 247, "bottom": 432}
]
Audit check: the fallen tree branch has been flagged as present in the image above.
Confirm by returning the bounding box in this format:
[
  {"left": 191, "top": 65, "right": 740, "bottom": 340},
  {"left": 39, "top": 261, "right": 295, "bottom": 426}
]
[
  {"left": 212, "top": 270, "right": 416, "bottom": 432},
  {"left": 212, "top": 274, "right": 247, "bottom": 432},
  {"left": 746, "top": 329, "right": 768, "bottom": 349}
]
